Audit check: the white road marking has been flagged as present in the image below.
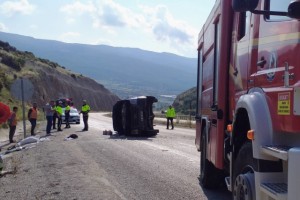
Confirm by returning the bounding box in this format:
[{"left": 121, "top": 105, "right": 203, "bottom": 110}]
[{"left": 139, "top": 141, "right": 199, "bottom": 163}]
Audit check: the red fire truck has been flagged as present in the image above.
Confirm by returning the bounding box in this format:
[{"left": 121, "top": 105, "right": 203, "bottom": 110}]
[{"left": 195, "top": 0, "right": 300, "bottom": 199}]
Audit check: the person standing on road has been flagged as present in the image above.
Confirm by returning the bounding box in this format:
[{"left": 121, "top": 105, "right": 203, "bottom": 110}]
[
  {"left": 28, "top": 102, "right": 38, "bottom": 136},
  {"left": 80, "top": 100, "right": 90, "bottom": 131},
  {"left": 64, "top": 102, "right": 71, "bottom": 129},
  {"left": 52, "top": 102, "right": 58, "bottom": 130},
  {"left": 45, "top": 100, "right": 55, "bottom": 135},
  {"left": 8, "top": 106, "right": 18, "bottom": 143},
  {"left": 166, "top": 105, "right": 176, "bottom": 130},
  {"left": 56, "top": 101, "right": 63, "bottom": 132}
]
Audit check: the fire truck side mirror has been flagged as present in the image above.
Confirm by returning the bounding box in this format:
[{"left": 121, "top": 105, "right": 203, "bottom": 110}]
[
  {"left": 288, "top": 1, "right": 300, "bottom": 19},
  {"left": 232, "top": 0, "right": 259, "bottom": 12}
]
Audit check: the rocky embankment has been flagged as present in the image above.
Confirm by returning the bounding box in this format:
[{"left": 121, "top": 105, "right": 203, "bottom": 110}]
[
  {"left": 0, "top": 41, "right": 119, "bottom": 111},
  {"left": 27, "top": 60, "right": 119, "bottom": 111}
]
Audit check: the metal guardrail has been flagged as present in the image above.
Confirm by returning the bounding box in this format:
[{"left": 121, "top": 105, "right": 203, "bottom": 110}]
[{"left": 154, "top": 114, "right": 195, "bottom": 122}]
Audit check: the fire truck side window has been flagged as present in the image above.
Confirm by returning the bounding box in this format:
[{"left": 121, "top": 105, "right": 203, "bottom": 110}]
[
  {"left": 265, "top": 0, "right": 290, "bottom": 21},
  {"left": 238, "top": 11, "right": 250, "bottom": 40}
]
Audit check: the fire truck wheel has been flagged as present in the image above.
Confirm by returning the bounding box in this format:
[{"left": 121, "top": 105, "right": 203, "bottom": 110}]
[
  {"left": 233, "top": 142, "right": 256, "bottom": 200},
  {"left": 199, "top": 132, "right": 221, "bottom": 189}
]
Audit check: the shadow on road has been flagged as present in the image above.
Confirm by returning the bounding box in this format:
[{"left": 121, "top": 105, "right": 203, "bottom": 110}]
[
  {"left": 197, "top": 177, "right": 232, "bottom": 200},
  {"left": 108, "top": 133, "right": 156, "bottom": 141}
]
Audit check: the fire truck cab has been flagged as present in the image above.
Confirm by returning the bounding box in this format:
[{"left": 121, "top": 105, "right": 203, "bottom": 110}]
[{"left": 196, "top": 0, "right": 300, "bottom": 199}]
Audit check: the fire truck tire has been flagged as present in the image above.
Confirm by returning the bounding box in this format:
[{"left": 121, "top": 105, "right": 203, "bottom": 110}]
[
  {"left": 233, "top": 142, "right": 256, "bottom": 200},
  {"left": 199, "top": 132, "right": 221, "bottom": 189}
]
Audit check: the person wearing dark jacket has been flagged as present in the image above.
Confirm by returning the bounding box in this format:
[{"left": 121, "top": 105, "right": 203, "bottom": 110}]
[{"left": 8, "top": 106, "right": 18, "bottom": 143}]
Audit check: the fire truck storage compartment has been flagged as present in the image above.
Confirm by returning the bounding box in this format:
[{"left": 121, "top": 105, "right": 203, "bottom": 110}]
[{"left": 112, "top": 96, "right": 159, "bottom": 136}]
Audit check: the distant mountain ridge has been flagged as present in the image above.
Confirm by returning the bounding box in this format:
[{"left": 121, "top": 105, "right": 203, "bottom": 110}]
[{"left": 0, "top": 32, "right": 197, "bottom": 103}]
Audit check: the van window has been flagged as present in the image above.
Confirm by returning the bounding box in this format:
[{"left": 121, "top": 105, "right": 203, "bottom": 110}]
[{"left": 265, "top": 0, "right": 290, "bottom": 21}]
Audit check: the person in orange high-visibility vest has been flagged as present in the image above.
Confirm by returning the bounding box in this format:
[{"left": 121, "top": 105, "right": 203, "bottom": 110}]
[
  {"left": 28, "top": 102, "right": 38, "bottom": 136},
  {"left": 8, "top": 106, "right": 18, "bottom": 143}
]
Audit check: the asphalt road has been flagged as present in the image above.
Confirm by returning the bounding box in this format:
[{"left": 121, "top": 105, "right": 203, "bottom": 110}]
[{"left": 0, "top": 113, "right": 231, "bottom": 200}]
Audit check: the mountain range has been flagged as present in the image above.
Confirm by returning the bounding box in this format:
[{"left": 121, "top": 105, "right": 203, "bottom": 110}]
[{"left": 0, "top": 32, "right": 197, "bottom": 109}]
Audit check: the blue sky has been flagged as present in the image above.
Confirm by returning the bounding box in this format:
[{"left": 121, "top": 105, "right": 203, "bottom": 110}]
[{"left": 0, "top": 0, "right": 215, "bottom": 58}]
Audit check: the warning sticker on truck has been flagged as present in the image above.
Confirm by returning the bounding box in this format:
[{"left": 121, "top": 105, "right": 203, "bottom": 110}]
[{"left": 278, "top": 92, "right": 290, "bottom": 115}]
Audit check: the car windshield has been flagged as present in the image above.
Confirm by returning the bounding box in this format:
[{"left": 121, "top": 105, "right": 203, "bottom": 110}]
[{"left": 70, "top": 109, "right": 78, "bottom": 113}]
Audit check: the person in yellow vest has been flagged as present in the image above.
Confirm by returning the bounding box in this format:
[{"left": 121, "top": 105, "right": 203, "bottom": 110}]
[
  {"left": 56, "top": 101, "right": 63, "bottom": 132},
  {"left": 80, "top": 100, "right": 90, "bottom": 131},
  {"left": 28, "top": 102, "right": 38, "bottom": 136},
  {"left": 65, "top": 102, "right": 71, "bottom": 129},
  {"left": 166, "top": 105, "right": 176, "bottom": 130},
  {"left": 8, "top": 106, "right": 18, "bottom": 143}
]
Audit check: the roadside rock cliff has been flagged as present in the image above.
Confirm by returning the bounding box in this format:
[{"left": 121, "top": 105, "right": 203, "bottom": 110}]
[{"left": 0, "top": 41, "right": 119, "bottom": 111}]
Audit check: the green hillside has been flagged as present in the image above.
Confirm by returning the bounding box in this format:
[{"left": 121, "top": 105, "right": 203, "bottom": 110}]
[{"left": 173, "top": 87, "right": 197, "bottom": 115}]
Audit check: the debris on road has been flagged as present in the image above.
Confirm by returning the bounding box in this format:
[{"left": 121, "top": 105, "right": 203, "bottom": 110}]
[
  {"left": 103, "top": 130, "right": 113, "bottom": 135},
  {"left": 64, "top": 134, "right": 78, "bottom": 141},
  {"left": 2, "top": 136, "right": 40, "bottom": 155},
  {"left": 17, "top": 136, "right": 39, "bottom": 147},
  {"left": 39, "top": 137, "right": 51, "bottom": 142}
]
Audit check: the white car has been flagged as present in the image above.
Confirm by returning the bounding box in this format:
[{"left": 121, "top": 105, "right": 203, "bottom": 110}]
[{"left": 62, "top": 108, "right": 80, "bottom": 124}]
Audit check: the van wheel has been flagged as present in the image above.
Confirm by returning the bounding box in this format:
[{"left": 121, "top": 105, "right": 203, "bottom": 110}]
[
  {"left": 233, "top": 142, "right": 256, "bottom": 200},
  {"left": 200, "top": 130, "right": 221, "bottom": 189}
]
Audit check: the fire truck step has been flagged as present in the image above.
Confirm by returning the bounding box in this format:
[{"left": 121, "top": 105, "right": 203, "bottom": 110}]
[
  {"left": 261, "top": 145, "right": 291, "bottom": 161},
  {"left": 260, "top": 182, "right": 287, "bottom": 200}
]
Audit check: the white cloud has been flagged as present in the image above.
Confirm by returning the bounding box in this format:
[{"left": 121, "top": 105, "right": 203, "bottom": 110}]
[
  {"left": 143, "top": 5, "right": 196, "bottom": 45},
  {"left": 0, "top": 22, "right": 8, "bottom": 31},
  {"left": 94, "top": 0, "right": 143, "bottom": 28},
  {"left": 61, "top": 0, "right": 144, "bottom": 29},
  {"left": 60, "top": 1, "right": 96, "bottom": 25},
  {"left": 59, "top": 1, "right": 197, "bottom": 56},
  {"left": 60, "top": 1, "right": 96, "bottom": 16},
  {"left": 140, "top": 5, "right": 197, "bottom": 55},
  {"left": 0, "top": 0, "right": 36, "bottom": 17},
  {"left": 29, "top": 24, "right": 38, "bottom": 30},
  {"left": 59, "top": 32, "right": 81, "bottom": 43}
]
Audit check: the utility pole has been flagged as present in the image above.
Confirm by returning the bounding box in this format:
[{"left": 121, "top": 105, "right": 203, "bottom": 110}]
[
  {"left": 21, "top": 77, "right": 26, "bottom": 138},
  {"left": 189, "top": 101, "right": 192, "bottom": 128}
]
